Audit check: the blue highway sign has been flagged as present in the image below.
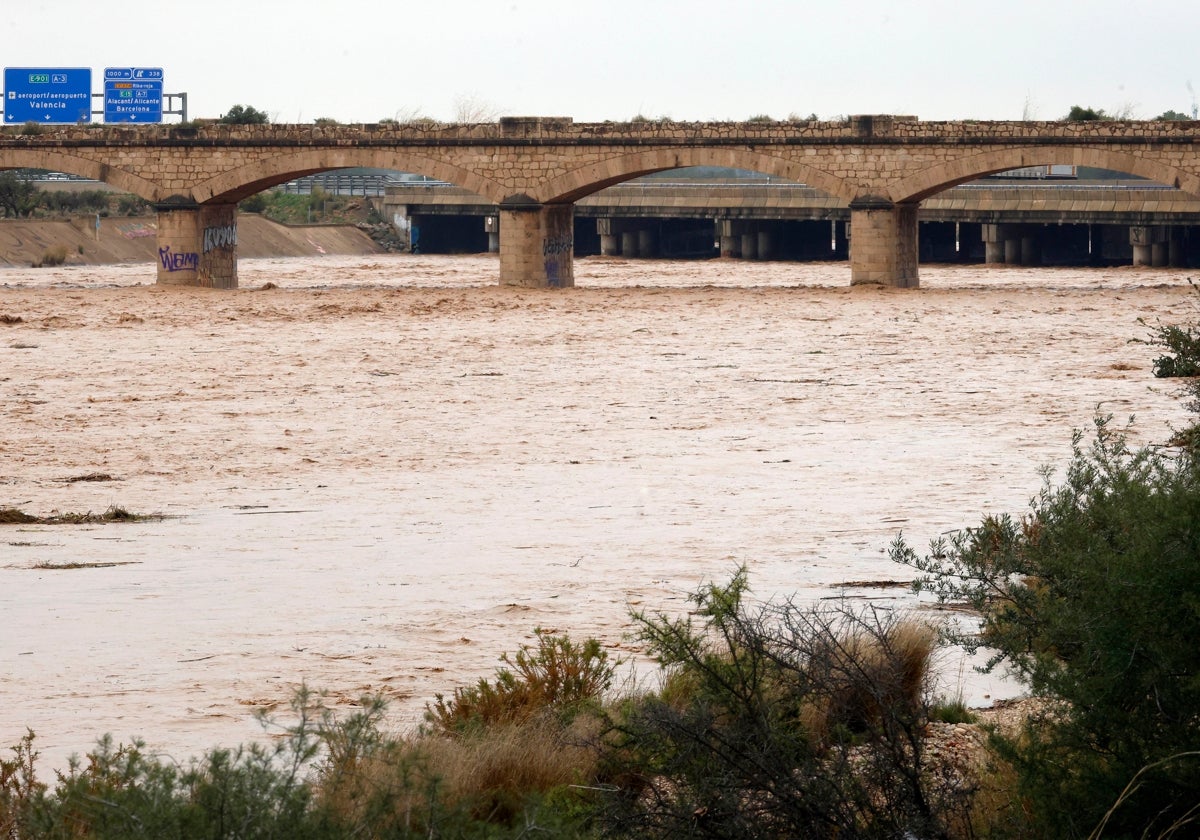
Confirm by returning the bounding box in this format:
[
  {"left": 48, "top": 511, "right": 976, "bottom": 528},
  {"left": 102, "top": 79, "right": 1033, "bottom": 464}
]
[
  {"left": 104, "top": 67, "right": 163, "bottom": 123},
  {"left": 4, "top": 67, "right": 93, "bottom": 123}
]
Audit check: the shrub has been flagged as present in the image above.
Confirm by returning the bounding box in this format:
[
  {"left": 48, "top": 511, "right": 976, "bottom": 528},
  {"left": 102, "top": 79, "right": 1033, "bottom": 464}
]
[
  {"left": 1140, "top": 280, "right": 1200, "bottom": 449},
  {"left": 1141, "top": 281, "right": 1200, "bottom": 378},
  {"left": 426, "top": 629, "right": 617, "bottom": 735},
  {"left": 597, "top": 568, "right": 964, "bottom": 839},
  {"left": 35, "top": 245, "right": 68, "bottom": 267},
  {"left": 307, "top": 185, "right": 331, "bottom": 213},
  {"left": 325, "top": 715, "right": 602, "bottom": 833},
  {"left": 117, "top": 194, "right": 147, "bottom": 216},
  {"left": 239, "top": 192, "right": 268, "bottom": 213},
  {"left": 1064, "top": 105, "right": 1110, "bottom": 121},
  {"left": 305, "top": 652, "right": 608, "bottom": 837},
  {"left": 218, "top": 104, "right": 269, "bottom": 125},
  {"left": 42, "top": 189, "right": 116, "bottom": 216},
  {"left": 892, "top": 416, "right": 1200, "bottom": 838},
  {"left": 0, "top": 731, "right": 44, "bottom": 836},
  {"left": 1149, "top": 322, "right": 1200, "bottom": 377}
]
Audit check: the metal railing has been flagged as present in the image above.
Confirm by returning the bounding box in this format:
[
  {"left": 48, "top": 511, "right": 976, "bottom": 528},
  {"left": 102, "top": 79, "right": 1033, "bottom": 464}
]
[{"left": 276, "top": 172, "right": 433, "bottom": 197}]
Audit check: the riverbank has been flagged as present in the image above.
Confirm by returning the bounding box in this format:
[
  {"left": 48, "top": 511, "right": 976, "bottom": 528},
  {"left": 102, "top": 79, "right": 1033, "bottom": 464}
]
[{"left": 0, "top": 214, "right": 381, "bottom": 268}]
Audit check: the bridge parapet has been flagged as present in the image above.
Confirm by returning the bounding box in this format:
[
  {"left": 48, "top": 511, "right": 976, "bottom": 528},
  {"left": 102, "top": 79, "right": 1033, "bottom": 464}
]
[{"left": 4, "top": 117, "right": 1199, "bottom": 148}]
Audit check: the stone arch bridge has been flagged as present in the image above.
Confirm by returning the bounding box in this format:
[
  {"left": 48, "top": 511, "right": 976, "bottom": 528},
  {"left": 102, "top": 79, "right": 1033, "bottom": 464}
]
[{"left": 2, "top": 115, "right": 1198, "bottom": 288}]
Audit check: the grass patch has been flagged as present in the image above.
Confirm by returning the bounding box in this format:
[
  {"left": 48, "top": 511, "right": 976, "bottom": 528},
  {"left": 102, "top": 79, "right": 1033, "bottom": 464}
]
[
  {"left": 0, "top": 505, "right": 158, "bottom": 525},
  {"left": 833, "top": 578, "right": 913, "bottom": 589},
  {"left": 57, "top": 472, "right": 118, "bottom": 483},
  {"left": 930, "top": 698, "right": 977, "bottom": 725},
  {"left": 31, "top": 560, "right": 142, "bottom": 570}
]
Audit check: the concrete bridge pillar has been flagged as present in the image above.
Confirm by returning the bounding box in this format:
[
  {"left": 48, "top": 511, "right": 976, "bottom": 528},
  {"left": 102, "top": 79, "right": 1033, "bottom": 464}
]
[
  {"left": 596, "top": 218, "right": 620, "bottom": 256},
  {"left": 155, "top": 203, "right": 238, "bottom": 288},
  {"left": 757, "top": 230, "right": 774, "bottom": 260},
  {"left": 848, "top": 199, "right": 919, "bottom": 287},
  {"left": 637, "top": 228, "right": 658, "bottom": 258},
  {"left": 982, "top": 224, "right": 1014, "bottom": 264},
  {"left": 1002, "top": 239, "right": 1019, "bottom": 263},
  {"left": 498, "top": 200, "right": 574, "bottom": 287},
  {"left": 1130, "top": 225, "right": 1165, "bottom": 267},
  {"left": 620, "top": 231, "right": 638, "bottom": 256},
  {"left": 717, "top": 219, "right": 741, "bottom": 258},
  {"left": 1021, "top": 235, "right": 1039, "bottom": 266},
  {"left": 485, "top": 216, "right": 500, "bottom": 253},
  {"left": 740, "top": 231, "right": 758, "bottom": 259}
]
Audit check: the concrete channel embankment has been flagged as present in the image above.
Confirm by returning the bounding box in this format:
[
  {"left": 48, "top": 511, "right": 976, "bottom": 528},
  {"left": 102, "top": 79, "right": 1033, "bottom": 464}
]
[{"left": 0, "top": 215, "right": 380, "bottom": 268}]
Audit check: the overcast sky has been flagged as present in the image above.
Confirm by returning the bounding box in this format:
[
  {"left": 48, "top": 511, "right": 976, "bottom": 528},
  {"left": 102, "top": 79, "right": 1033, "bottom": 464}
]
[{"left": 2, "top": 0, "right": 1197, "bottom": 124}]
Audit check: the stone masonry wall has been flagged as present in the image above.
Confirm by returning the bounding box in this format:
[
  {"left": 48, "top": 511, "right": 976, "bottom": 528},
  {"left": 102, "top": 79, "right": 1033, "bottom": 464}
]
[{"left": 2, "top": 118, "right": 1198, "bottom": 208}]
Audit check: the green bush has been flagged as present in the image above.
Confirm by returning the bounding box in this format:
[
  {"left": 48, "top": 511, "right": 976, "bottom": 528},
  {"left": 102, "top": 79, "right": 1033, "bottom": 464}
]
[
  {"left": 218, "top": 104, "right": 269, "bottom": 125},
  {"left": 1151, "top": 322, "right": 1200, "bottom": 377},
  {"left": 1064, "top": 105, "right": 1109, "bottom": 121},
  {"left": 892, "top": 416, "right": 1200, "bottom": 838},
  {"left": 116, "top": 194, "right": 147, "bottom": 216},
  {"left": 1143, "top": 283, "right": 1200, "bottom": 378},
  {"left": 426, "top": 629, "right": 617, "bottom": 735},
  {"left": 239, "top": 192, "right": 268, "bottom": 213},
  {"left": 1140, "top": 280, "right": 1200, "bottom": 448}
]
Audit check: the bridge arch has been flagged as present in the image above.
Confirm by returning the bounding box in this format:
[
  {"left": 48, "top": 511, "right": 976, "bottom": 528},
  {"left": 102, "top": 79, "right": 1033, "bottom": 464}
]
[
  {"left": 192, "top": 149, "right": 509, "bottom": 205},
  {"left": 0, "top": 149, "right": 161, "bottom": 202},
  {"left": 535, "top": 147, "right": 853, "bottom": 204},
  {"left": 888, "top": 145, "right": 1200, "bottom": 204}
]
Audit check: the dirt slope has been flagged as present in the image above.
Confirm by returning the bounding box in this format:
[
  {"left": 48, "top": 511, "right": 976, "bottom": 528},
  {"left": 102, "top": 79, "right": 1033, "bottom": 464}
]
[{"left": 0, "top": 214, "right": 381, "bottom": 268}]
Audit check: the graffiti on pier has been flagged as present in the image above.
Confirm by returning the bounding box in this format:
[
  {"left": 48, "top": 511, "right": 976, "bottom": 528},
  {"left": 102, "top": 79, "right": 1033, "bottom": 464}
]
[
  {"left": 158, "top": 246, "right": 199, "bottom": 272},
  {"left": 203, "top": 224, "right": 237, "bottom": 253},
  {"left": 543, "top": 233, "right": 573, "bottom": 287},
  {"left": 542, "top": 234, "right": 572, "bottom": 256}
]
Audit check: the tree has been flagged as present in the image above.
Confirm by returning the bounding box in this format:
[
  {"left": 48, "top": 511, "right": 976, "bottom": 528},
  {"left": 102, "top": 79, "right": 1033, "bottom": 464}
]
[
  {"left": 218, "top": 104, "right": 269, "bottom": 125},
  {"left": 0, "top": 172, "right": 41, "bottom": 218},
  {"left": 892, "top": 417, "right": 1200, "bottom": 838},
  {"left": 1156, "top": 109, "right": 1192, "bottom": 120}
]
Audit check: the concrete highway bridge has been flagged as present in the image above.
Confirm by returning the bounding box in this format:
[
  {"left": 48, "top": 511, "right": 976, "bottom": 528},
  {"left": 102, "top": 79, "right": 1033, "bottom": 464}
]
[
  {"left": 383, "top": 179, "right": 1200, "bottom": 267},
  {"left": 2, "top": 114, "right": 1198, "bottom": 288}
]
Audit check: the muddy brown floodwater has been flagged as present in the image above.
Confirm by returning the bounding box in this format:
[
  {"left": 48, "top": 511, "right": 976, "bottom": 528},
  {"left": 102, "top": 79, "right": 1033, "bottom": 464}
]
[{"left": 1, "top": 254, "right": 1195, "bottom": 771}]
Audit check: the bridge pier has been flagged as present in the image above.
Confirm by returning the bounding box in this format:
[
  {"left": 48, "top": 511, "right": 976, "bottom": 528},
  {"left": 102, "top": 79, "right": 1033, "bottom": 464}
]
[
  {"left": 716, "top": 219, "right": 741, "bottom": 257},
  {"left": 485, "top": 216, "right": 500, "bottom": 253},
  {"left": 848, "top": 200, "right": 919, "bottom": 287},
  {"left": 155, "top": 203, "right": 239, "bottom": 288},
  {"left": 1130, "top": 225, "right": 1168, "bottom": 267},
  {"left": 499, "top": 201, "right": 574, "bottom": 287}
]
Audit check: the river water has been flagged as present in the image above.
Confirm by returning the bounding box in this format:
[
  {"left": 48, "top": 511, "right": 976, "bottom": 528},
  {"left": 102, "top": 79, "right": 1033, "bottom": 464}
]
[{"left": 1, "top": 254, "right": 1195, "bottom": 770}]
